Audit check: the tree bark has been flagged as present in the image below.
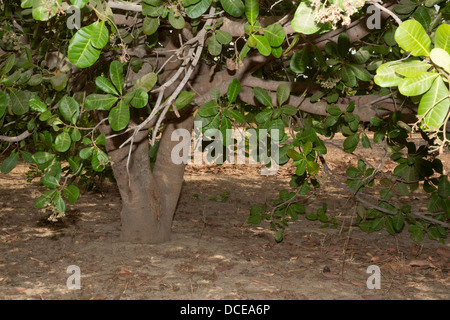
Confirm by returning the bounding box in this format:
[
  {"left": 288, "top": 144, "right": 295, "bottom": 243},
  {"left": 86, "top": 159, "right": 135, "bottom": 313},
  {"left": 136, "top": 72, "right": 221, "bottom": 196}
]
[{"left": 103, "top": 111, "right": 194, "bottom": 243}]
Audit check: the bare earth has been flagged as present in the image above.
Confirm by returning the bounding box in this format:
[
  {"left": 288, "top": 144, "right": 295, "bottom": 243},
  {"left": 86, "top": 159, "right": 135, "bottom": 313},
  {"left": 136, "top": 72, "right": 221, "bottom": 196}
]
[{"left": 0, "top": 136, "right": 449, "bottom": 300}]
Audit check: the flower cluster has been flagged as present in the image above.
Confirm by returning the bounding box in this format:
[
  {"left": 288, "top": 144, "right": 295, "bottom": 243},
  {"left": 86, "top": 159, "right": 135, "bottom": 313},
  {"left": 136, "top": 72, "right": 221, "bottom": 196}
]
[
  {"left": 311, "top": 0, "right": 366, "bottom": 29},
  {"left": 317, "top": 74, "right": 342, "bottom": 89}
]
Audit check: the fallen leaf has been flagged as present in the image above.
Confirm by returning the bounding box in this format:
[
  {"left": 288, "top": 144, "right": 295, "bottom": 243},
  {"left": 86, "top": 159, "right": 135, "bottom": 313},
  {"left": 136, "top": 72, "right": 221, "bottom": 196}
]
[
  {"left": 321, "top": 272, "right": 340, "bottom": 280},
  {"left": 436, "top": 247, "right": 450, "bottom": 259},
  {"left": 349, "top": 280, "right": 366, "bottom": 287},
  {"left": 89, "top": 296, "right": 107, "bottom": 300},
  {"left": 409, "top": 260, "right": 435, "bottom": 268},
  {"left": 119, "top": 269, "right": 132, "bottom": 274}
]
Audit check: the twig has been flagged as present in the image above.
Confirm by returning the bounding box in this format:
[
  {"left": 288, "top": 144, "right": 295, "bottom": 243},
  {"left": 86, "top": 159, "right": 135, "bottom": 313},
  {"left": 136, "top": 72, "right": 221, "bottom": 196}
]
[{"left": 367, "top": 1, "right": 403, "bottom": 25}]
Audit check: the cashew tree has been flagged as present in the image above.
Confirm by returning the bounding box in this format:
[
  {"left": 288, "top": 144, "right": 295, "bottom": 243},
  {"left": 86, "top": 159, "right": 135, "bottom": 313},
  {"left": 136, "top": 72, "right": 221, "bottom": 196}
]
[{"left": 0, "top": 0, "right": 449, "bottom": 244}]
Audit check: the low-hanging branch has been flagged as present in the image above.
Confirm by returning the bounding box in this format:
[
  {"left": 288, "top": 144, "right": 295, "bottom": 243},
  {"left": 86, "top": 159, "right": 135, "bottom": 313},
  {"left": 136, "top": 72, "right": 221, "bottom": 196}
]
[
  {"left": 319, "top": 155, "right": 450, "bottom": 229},
  {"left": 0, "top": 130, "right": 33, "bottom": 143}
]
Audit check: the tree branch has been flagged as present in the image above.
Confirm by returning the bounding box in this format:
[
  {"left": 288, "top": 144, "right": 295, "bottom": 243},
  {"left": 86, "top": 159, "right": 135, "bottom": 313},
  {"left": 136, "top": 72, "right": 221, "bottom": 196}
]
[
  {"left": 319, "top": 155, "right": 450, "bottom": 229},
  {"left": 0, "top": 130, "right": 33, "bottom": 143}
]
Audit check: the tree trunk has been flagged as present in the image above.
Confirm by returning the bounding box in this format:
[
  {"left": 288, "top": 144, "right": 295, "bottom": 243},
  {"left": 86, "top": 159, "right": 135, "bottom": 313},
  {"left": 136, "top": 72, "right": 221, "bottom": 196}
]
[{"left": 104, "top": 112, "right": 194, "bottom": 243}]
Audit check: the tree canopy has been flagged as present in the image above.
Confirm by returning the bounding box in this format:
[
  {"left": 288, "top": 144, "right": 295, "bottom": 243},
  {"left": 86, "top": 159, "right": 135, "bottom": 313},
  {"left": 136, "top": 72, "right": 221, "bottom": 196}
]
[{"left": 0, "top": 0, "right": 449, "bottom": 244}]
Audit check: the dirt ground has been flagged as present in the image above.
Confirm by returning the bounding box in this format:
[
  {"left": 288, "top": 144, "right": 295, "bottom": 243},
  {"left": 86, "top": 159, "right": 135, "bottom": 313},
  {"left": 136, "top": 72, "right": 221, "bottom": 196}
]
[{"left": 0, "top": 136, "right": 449, "bottom": 300}]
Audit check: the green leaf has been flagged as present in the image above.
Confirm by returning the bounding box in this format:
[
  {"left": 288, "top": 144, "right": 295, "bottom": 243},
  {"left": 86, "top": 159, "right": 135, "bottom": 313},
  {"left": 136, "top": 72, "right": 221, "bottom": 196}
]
[
  {"left": 32, "top": 152, "right": 55, "bottom": 165},
  {"left": 90, "top": 20, "right": 109, "bottom": 48},
  {"left": 95, "top": 133, "right": 106, "bottom": 146},
  {"left": 245, "top": 0, "right": 258, "bottom": 25},
  {"left": 338, "top": 33, "right": 350, "bottom": 57},
  {"left": 175, "top": 91, "right": 195, "bottom": 110},
  {"left": 348, "top": 64, "right": 372, "bottom": 81},
  {"left": 85, "top": 94, "right": 118, "bottom": 110},
  {"left": 215, "top": 30, "right": 232, "bottom": 45},
  {"left": 220, "top": 0, "right": 244, "bottom": 18},
  {"left": 199, "top": 100, "right": 219, "bottom": 117},
  {"left": 253, "top": 87, "right": 273, "bottom": 108},
  {"left": 32, "top": 0, "right": 61, "bottom": 21},
  {"left": 392, "top": 211, "right": 405, "bottom": 231},
  {"left": 1, "top": 152, "right": 19, "bottom": 174},
  {"left": 143, "top": 16, "right": 160, "bottom": 35},
  {"left": 0, "top": 70, "right": 20, "bottom": 86},
  {"left": 95, "top": 76, "right": 119, "bottom": 95},
  {"left": 71, "top": 128, "right": 81, "bottom": 142},
  {"left": 59, "top": 96, "right": 80, "bottom": 124},
  {"left": 343, "top": 134, "right": 360, "bottom": 153},
  {"left": 276, "top": 84, "right": 290, "bottom": 106},
  {"left": 286, "top": 149, "right": 302, "bottom": 161},
  {"left": 430, "top": 48, "right": 450, "bottom": 73},
  {"left": 142, "top": 3, "right": 164, "bottom": 17},
  {"left": 326, "top": 92, "right": 339, "bottom": 104},
  {"left": 352, "top": 47, "right": 371, "bottom": 64},
  {"left": 326, "top": 105, "right": 342, "bottom": 116},
  {"left": 79, "top": 147, "right": 93, "bottom": 159},
  {"left": 409, "top": 224, "right": 425, "bottom": 242},
  {"left": 255, "top": 109, "right": 272, "bottom": 124},
  {"left": 274, "top": 229, "right": 283, "bottom": 242},
  {"left": 307, "top": 160, "right": 320, "bottom": 175},
  {"left": 398, "top": 72, "right": 438, "bottom": 96},
  {"left": 254, "top": 35, "right": 271, "bottom": 56},
  {"left": 271, "top": 46, "right": 282, "bottom": 59},
  {"left": 281, "top": 104, "right": 297, "bottom": 116},
  {"left": 108, "top": 101, "right": 130, "bottom": 131},
  {"left": 55, "top": 131, "right": 71, "bottom": 152},
  {"left": 264, "top": 24, "right": 285, "bottom": 47},
  {"left": 70, "top": 0, "right": 89, "bottom": 8},
  {"left": 395, "top": 20, "right": 431, "bottom": 56},
  {"left": 291, "top": 2, "right": 320, "bottom": 35},
  {"left": 20, "top": 150, "right": 33, "bottom": 163},
  {"left": 130, "top": 89, "right": 149, "bottom": 109},
  {"left": 184, "top": 0, "right": 212, "bottom": 19},
  {"left": 9, "top": 89, "right": 29, "bottom": 115},
  {"left": 68, "top": 21, "right": 109, "bottom": 68},
  {"left": 144, "top": 0, "right": 164, "bottom": 6},
  {"left": 374, "top": 61, "right": 403, "bottom": 87},
  {"left": 438, "top": 175, "right": 450, "bottom": 198},
  {"left": 29, "top": 96, "right": 47, "bottom": 113},
  {"left": 34, "top": 190, "right": 57, "bottom": 209},
  {"left": 203, "top": 112, "right": 221, "bottom": 134},
  {"left": 341, "top": 66, "right": 356, "bottom": 87},
  {"left": 92, "top": 148, "right": 109, "bottom": 172},
  {"left": 227, "top": 78, "right": 241, "bottom": 104},
  {"left": 55, "top": 194, "right": 66, "bottom": 213},
  {"left": 220, "top": 0, "right": 245, "bottom": 18},
  {"left": 168, "top": 7, "right": 185, "bottom": 29},
  {"left": 435, "top": 24, "right": 450, "bottom": 55},
  {"left": 41, "top": 175, "right": 59, "bottom": 189},
  {"left": 1, "top": 54, "right": 15, "bottom": 75},
  {"left": 394, "top": 60, "right": 431, "bottom": 78},
  {"left": 418, "top": 76, "right": 450, "bottom": 129},
  {"left": 64, "top": 185, "right": 80, "bottom": 204},
  {"left": 50, "top": 72, "right": 68, "bottom": 91},
  {"left": 290, "top": 47, "right": 309, "bottom": 74},
  {"left": 220, "top": 116, "right": 232, "bottom": 145},
  {"left": 226, "top": 109, "right": 245, "bottom": 123},
  {"left": 208, "top": 34, "right": 222, "bottom": 56},
  {"left": 134, "top": 72, "right": 158, "bottom": 92},
  {"left": 109, "top": 60, "right": 124, "bottom": 95},
  {"left": 361, "top": 133, "right": 371, "bottom": 148},
  {"left": 413, "top": 6, "right": 431, "bottom": 30}
]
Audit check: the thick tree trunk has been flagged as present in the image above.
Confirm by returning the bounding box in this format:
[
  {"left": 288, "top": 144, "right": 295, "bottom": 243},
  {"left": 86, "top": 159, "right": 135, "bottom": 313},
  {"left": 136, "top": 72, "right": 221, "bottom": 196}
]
[{"left": 104, "top": 112, "right": 194, "bottom": 243}]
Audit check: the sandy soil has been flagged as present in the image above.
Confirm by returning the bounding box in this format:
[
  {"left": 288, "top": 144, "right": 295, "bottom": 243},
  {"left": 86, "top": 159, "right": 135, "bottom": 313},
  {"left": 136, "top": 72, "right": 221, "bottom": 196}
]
[{"left": 0, "top": 136, "right": 449, "bottom": 300}]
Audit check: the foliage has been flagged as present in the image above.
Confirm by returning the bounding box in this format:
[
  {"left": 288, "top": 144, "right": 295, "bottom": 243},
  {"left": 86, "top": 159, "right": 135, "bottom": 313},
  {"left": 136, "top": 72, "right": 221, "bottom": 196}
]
[{"left": 0, "top": 0, "right": 449, "bottom": 242}]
